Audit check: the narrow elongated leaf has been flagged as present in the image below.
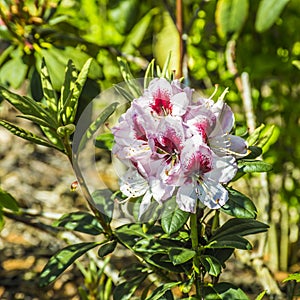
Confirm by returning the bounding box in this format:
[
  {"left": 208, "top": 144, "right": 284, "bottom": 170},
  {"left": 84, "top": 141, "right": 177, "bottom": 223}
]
[
  {"left": 0, "top": 209, "right": 4, "bottom": 231},
  {"left": 207, "top": 235, "right": 252, "bottom": 250},
  {"left": 161, "top": 197, "right": 190, "bottom": 235},
  {"left": 67, "top": 58, "right": 93, "bottom": 124},
  {"left": 39, "top": 242, "right": 100, "bottom": 286},
  {"left": 169, "top": 248, "right": 195, "bottom": 265},
  {"left": 238, "top": 159, "right": 273, "bottom": 173},
  {"left": 59, "top": 60, "right": 77, "bottom": 114},
  {"left": 0, "top": 120, "right": 59, "bottom": 150},
  {"left": 255, "top": 0, "right": 290, "bottom": 32},
  {"left": 247, "top": 124, "right": 266, "bottom": 146},
  {"left": 283, "top": 273, "right": 300, "bottom": 283},
  {"left": 53, "top": 211, "right": 104, "bottom": 235},
  {"left": 144, "top": 59, "right": 155, "bottom": 89},
  {"left": 211, "top": 218, "right": 269, "bottom": 241},
  {"left": 0, "top": 86, "right": 57, "bottom": 126},
  {"left": 117, "top": 57, "right": 142, "bottom": 98},
  {"left": 41, "top": 58, "right": 58, "bottom": 116},
  {"left": 215, "top": 0, "right": 249, "bottom": 38},
  {"left": 18, "top": 114, "right": 56, "bottom": 129},
  {"left": 145, "top": 282, "right": 180, "bottom": 300},
  {"left": 113, "top": 274, "right": 148, "bottom": 300},
  {"left": 114, "top": 84, "right": 135, "bottom": 102},
  {"left": 74, "top": 102, "right": 118, "bottom": 153},
  {"left": 220, "top": 188, "right": 257, "bottom": 218},
  {"left": 255, "top": 290, "right": 267, "bottom": 300},
  {"left": 91, "top": 189, "right": 114, "bottom": 224},
  {"left": 0, "top": 189, "right": 19, "bottom": 211}
]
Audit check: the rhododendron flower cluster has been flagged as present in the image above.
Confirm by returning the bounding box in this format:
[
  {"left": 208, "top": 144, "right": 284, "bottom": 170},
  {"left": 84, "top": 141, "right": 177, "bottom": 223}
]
[{"left": 112, "top": 78, "right": 248, "bottom": 216}]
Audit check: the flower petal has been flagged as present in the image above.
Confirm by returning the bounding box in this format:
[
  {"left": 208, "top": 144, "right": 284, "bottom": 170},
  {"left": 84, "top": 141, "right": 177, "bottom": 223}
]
[
  {"left": 177, "top": 183, "right": 198, "bottom": 213},
  {"left": 197, "top": 178, "right": 228, "bottom": 209}
]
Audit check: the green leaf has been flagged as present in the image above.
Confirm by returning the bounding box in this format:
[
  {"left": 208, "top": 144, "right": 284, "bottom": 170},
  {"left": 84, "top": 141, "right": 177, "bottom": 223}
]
[
  {"left": 91, "top": 190, "right": 114, "bottom": 224},
  {"left": 214, "top": 282, "right": 249, "bottom": 299},
  {"left": 53, "top": 211, "right": 104, "bottom": 235},
  {"left": 0, "top": 86, "right": 58, "bottom": 126},
  {"left": 113, "top": 274, "right": 148, "bottom": 300},
  {"left": 59, "top": 60, "right": 77, "bottom": 116},
  {"left": 98, "top": 240, "right": 117, "bottom": 257},
  {"left": 207, "top": 235, "right": 252, "bottom": 250},
  {"left": 238, "top": 159, "right": 273, "bottom": 173},
  {"left": 0, "top": 189, "right": 19, "bottom": 212},
  {"left": 39, "top": 242, "right": 100, "bottom": 287},
  {"left": 18, "top": 114, "right": 56, "bottom": 129},
  {"left": 220, "top": 188, "right": 257, "bottom": 218},
  {"left": 114, "top": 84, "right": 135, "bottom": 102},
  {"left": 255, "top": 0, "right": 290, "bottom": 32},
  {"left": 117, "top": 57, "right": 142, "bottom": 99},
  {"left": 0, "top": 209, "right": 4, "bottom": 231},
  {"left": 161, "top": 197, "right": 190, "bottom": 235},
  {"left": 200, "top": 255, "right": 222, "bottom": 277},
  {"left": 292, "top": 60, "right": 300, "bottom": 70},
  {"left": 243, "top": 146, "right": 262, "bottom": 159},
  {"left": 145, "top": 282, "right": 180, "bottom": 300},
  {"left": 215, "top": 0, "right": 249, "bottom": 38},
  {"left": 0, "top": 56, "right": 28, "bottom": 89},
  {"left": 255, "top": 290, "right": 267, "bottom": 300},
  {"left": 144, "top": 59, "right": 155, "bottom": 89},
  {"left": 211, "top": 218, "right": 269, "bottom": 240},
  {"left": 246, "top": 124, "right": 266, "bottom": 146},
  {"left": 283, "top": 273, "right": 300, "bottom": 283},
  {"left": 122, "top": 8, "right": 158, "bottom": 54},
  {"left": 169, "top": 248, "right": 195, "bottom": 265},
  {"left": 0, "top": 120, "right": 60, "bottom": 150},
  {"left": 95, "top": 132, "right": 114, "bottom": 151},
  {"left": 41, "top": 58, "right": 58, "bottom": 117},
  {"left": 74, "top": 102, "right": 118, "bottom": 154},
  {"left": 66, "top": 58, "right": 93, "bottom": 124}
]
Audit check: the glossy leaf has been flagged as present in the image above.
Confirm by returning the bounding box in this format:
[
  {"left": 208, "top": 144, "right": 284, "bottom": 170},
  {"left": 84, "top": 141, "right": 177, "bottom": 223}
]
[
  {"left": 161, "top": 197, "right": 190, "bottom": 235},
  {"left": 238, "top": 159, "right": 273, "bottom": 173},
  {"left": 220, "top": 188, "right": 257, "bottom": 218},
  {"left": 215, "top": 0, "right": 249, "bottom": 38},
  {"left": 95, "top": 132, "right": 114, "bottom": 151},
  {"left": 214, "top": 282, "right": 249, "bottom": 299},
  {"left": 113, "top": 274, "right": 148, "bottom": 300},
  {"left": 0, "top": 86, "right": 57, "bottom": 126},
  {"left": 53, "top": 211, "right": 104, "bottom": 235},
  {"left": 0, "top": 120, "right": 60, "bottom": 150},
  {"left": 145, "top": 282, "right": 180, "bottom": 300},
  {"left": 200, "top": 255, "right": 222, "bottom": 277},
  {"left": 211, "top": 218, "right": 269, "bottom": 240},
  {"left": 98, "top": 240, "right": 117, "bottom": 257},
  {"left": 91, "top": 189, "right": 114, "bottom": 224},
  {"left": 207, "top": 235, "right": 252, "bottom": 250},
  {"left": 74, "top": 102, "right": 118, "bottom": 154},
  {"left": 117, "top": 57, "right": 142, "bottom": 99},
  {"left": 243, "top": 146, "right": 262, "bottom": 159},
  {"left": 169, "top": 248, "right": 195, "bottom": 265},
  {"left": 41, "top": 58, "right": 58, "bottom": 117},
  {"left": 39, "top": 242, "right": 100, "bottom": 286},
  {"left": 0, "top": 189, "right": 19, "bottom": 212},
  {"left": 255, "top": 0, "right": 290, "bottom": 32}
]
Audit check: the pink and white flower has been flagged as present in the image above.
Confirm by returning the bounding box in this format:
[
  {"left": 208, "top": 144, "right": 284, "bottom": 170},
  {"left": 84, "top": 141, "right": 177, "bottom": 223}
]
[{"left": 112, "top": 78, "right": 248, "bottom": 215}]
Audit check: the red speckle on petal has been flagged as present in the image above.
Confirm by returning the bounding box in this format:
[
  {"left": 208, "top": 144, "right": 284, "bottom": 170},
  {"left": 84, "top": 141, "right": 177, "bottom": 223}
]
[{"left": 150, "top": 89, "right": 172, "bottom": 115}]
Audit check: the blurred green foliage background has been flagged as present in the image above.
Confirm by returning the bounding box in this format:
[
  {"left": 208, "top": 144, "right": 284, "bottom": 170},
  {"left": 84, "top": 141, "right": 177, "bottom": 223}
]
[{"left": 0, "top": 0, "right": 299, "bottom": 280}]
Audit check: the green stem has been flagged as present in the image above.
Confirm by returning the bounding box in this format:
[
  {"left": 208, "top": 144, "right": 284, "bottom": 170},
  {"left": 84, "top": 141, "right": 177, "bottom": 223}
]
[
  {"left": 190, "top": 212, "right": 202, "bottom": 299},
  {"left": 63, "top": 135, "right": 113, "bottom": 236}
]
